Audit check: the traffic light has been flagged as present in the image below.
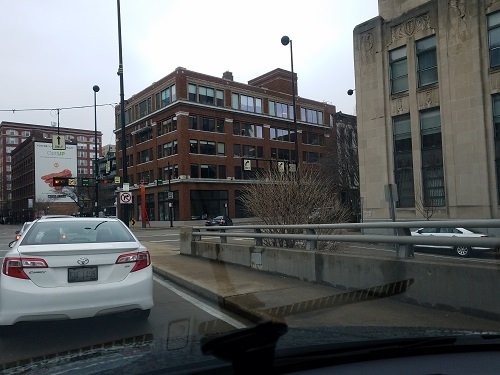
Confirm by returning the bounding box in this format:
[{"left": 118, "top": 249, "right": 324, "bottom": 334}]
[
  {"left": 53, "top": 177, "right": 69, "bottom": 186},
  {"left": 81, "top": 178, "right": 91, "bottom": 187}
]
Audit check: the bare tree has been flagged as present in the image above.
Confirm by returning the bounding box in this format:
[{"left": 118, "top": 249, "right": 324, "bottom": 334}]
[
  {"left": 240, "top": 166, "right": 350, "bottom": 249},
  {"left": 414, "top": 184, "right": 436, "bottom": 220}
]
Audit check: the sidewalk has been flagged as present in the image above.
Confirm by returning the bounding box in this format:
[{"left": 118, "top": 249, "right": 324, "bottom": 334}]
[
  {"left": 147, "top": 244, "right": 500, "bottom": 331},
  {"left": 148, "top": 245, "right": 343, "bottom": 324}
]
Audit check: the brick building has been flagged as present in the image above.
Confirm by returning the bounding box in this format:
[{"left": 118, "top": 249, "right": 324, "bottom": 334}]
[
  {"left": 115, "top": 67, "right": 338, "bottom": 221},
  {"left": 1, "top": 122, "right": 101, "bottom": 222}
]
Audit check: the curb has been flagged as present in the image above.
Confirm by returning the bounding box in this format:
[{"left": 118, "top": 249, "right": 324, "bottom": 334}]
[{"left": 152, "top": 266, "right": 265, "bottom": 324}]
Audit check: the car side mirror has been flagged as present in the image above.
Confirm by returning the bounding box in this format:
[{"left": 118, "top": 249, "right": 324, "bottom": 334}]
[
  {"left": 416, "top": 229, "right": 422, "bottom": 234},
  {"left": 15, "top": 230, "right": 20, "bottom": 235},
  {"left": 8, "top": 240, "right": 17, "bottom": 248}
]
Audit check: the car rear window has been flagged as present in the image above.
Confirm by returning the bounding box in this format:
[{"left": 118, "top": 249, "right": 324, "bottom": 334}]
[{"left": 21, "top": 220, "right": 135, "bottom": 245}]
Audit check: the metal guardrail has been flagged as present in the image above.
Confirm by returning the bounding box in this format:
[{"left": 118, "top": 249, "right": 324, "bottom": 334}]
[{"left": 191, "top": 220, "right": 500, "bottom": 258}]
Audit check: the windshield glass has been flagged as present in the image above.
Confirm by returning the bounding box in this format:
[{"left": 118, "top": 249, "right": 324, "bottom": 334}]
[
  {"left": 1, "top": 1, "right": 499, "bottom": 374},
  {"left": 21, "top": 220, "right": 135, "bottom": 245}
]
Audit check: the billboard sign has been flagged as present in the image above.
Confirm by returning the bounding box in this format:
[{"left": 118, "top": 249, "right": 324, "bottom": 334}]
[{"left": 35, "top": 142, "right": 78, "bottom": 203}]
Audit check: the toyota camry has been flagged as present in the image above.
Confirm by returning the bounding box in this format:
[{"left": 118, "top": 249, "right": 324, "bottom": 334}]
[{"left": 0, "top": 217, "right": 153, "bottom": 326}]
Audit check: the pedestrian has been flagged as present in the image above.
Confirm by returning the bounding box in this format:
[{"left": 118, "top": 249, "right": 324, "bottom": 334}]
[{"left": 130, "top": 217, "right": 135, "bottom": 226}]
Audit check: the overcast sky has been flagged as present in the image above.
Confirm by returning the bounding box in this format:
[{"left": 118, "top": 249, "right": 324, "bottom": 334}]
[{"left": 0, "top": 0, "right": 378, "bottom": 145}]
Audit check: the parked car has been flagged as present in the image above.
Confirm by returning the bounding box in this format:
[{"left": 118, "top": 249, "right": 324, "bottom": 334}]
[
  {"left": 410, "top": 227, "right": 495, "bottom": 257},
  {"left": 14, "top": 221, "right": 32, "bottom": 241},
  {"left": 1, "top": 217, "right": 153, "bottom": 326},
  {"left": 205, "top": 215, "right": 233, "bottom": 227}
]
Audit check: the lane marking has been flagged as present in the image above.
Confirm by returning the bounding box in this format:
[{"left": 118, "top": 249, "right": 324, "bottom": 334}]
[{"left": 153, "top": 276, "right": 247, "bottom": 329}]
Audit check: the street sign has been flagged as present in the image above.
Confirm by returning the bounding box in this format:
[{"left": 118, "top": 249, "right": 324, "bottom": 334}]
[
  {"left": 52, "top": 134, "right": 66, "bottom": 150},
  {"left": 167, "top": 191, "right": 174, "bottom": 200},
  {"left": 123, "top": 182, "right": 129, "bottom": 191},
  {"left": 68, "top": 178, "right": 77, "bottom": 186},
  {"left": 114, "top": 176, "right": 121, "bottom": 184},
  {"left": 243, "top": 159, "right": 252, "bottom": 171},
  {"left": 288, "top": 163, "right": 297, "bottom": 173},
  {"left": 278, "top": 161, "right": 285, "bottom": 173},
  {"left": 119, "top": 191, "right": 133, "bottom": 204}
]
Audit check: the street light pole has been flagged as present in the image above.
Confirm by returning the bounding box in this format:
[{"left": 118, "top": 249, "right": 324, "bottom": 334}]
[
  {"left": 117, "top": 0, "right": 129, "bottom": 226},
  {"left": 93, "top": 85, "right": 100, "bottom": 218},
  {"left": 168, "top": 162, "right": 173, "bottom": 228},
  {"left": 281, "top": 35, "right": 299, "bottom": 168}
]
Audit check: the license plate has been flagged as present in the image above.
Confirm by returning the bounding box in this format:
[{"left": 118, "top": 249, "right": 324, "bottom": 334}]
[{"left": 68, "top": 267, "right": 98, "bottom": 283}]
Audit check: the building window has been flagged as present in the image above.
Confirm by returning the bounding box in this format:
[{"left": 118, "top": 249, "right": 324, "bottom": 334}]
[
  {"left": 270, "top": 127, "right": 290, "bottom": 142},
  {"left": 188, "top": 84, "right": 223, "bottom": 107},
  {"left": 189, "top": 115, "right": 225, "bottom": 133},
  {"left": 303, "top": 151, "right": 320, "bottom": 163},
  {"left": 234, "top": 144, "right": 263, "bottom": 158},
  {"left": 22, "top": 130, "right": 30, "bottom": 137},
  {"left": 158, "top": 117, "right": 177, "bottom": 136},
  {"left": 138, "top": 149, "right": 153, "bottom": 164},
  {"left": 420, "top": 108, "right": 445, "bottom": 207},
  {"left": 189, "top": 140, "right": 225, "bottom": 156},
  {"left": 191, "top": 164, "right": 225, "bottom": 179},
  {"left": 155, "top": 84, "right": 176, "bottom": 109},
  {"left": 138, "top": 98, "right": 152, "bottom": 118},
  {"left": 135, "top": 127, "right": 152, "bottom": 144},
  {"left": 389, "top": 46, "right": 408, "bottom": 94},
  {"left": 78, "top": 159, "right": 88, "bottom": 167},
  {"left": 269, "top": 101, "right": 292, "bottom": 119},
  {"left": 393, "top": 114, "right": 415, "bottom": 208},
  {"left": 158, "top": 140, "right": 178, "bottom": 158},
  {"left": 492, "top": 94, "right": 500, "bottom": 200},
  {"left": 233, "top": 122, "right": 263, "bottom": 138},
  {"left": 159, "top": 164, "right": 179, "bottom": 180},
  {"left": 302, "top": 131, "right": 323, "bottom": 145},
  {"left": 416, "top": 36, "right": 438, "bottom": 87},
  {"left": 271, "top": 148, "right": 295, "bottom": 161},
  {"left": 489, "top": 12, "right": 500, "bottom": 68},
  {"left": 300, "top": 107, "right": 323, "bottom": 124},
  {"left": 6, "top": 138, "right": 17, "bottom": 145},
  {"left": 231, "top": 93, "right": 262, "bottom": 113}
]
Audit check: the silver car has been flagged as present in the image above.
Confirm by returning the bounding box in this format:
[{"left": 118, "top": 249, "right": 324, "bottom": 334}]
[{"left": 410, "top": 227, "right": 495, "bottom": 257}]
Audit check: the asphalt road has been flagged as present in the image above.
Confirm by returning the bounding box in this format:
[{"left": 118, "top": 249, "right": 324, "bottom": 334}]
[{"left": 0, "top": 225, "right": 248, "bottom": 367}]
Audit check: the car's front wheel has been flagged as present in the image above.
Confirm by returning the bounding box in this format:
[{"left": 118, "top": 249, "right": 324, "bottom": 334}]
[{"left": 454, "top": 245, "right": 471, "bottom": 257}]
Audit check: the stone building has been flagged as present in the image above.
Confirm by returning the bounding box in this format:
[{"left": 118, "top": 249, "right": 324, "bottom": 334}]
[{"left": 354, "top": 0, "right": 500, "bottom": 220}]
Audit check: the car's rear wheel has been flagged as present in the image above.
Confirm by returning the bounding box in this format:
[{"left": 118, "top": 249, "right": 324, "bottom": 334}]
[{"left": 454, "top": 245, "right": 471, "bottom": 257}]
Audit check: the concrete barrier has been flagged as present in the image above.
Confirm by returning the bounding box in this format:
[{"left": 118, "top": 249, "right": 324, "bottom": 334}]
[{"left": 181, "top": 237, "right": 500, "bottom": 319}]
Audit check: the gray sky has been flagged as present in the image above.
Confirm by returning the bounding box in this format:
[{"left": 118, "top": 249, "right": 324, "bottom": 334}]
[{"left": 0, "top": 0, "right": 378, "bottom": 145}]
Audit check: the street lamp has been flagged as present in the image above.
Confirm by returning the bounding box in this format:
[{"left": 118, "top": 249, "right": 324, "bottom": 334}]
[
  {"left": 93, "top": 84, "right": 100, "bottom": 218},
  {"left": 281, "top": 35, "right": 299, "bottom": 168},
  {"left": 117, "top": 0, "right": 129, "bottom": 226}
]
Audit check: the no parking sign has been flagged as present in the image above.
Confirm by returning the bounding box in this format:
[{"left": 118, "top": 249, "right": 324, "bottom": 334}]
[{"left": 119, "top": 192, "right": 133, "bottom": 204}]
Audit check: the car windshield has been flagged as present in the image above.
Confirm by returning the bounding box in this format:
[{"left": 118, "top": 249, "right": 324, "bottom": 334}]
[
  {"left": 1, "top": 1, "right": 500, "bottom": 374},
  {"left": 21, "top": 220, "right": 135, "bottom": 245}
]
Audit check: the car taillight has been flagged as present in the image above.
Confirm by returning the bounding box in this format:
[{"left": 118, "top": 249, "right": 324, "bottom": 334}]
[
  {"left": 2, "top": 257, "right": 48, "bottom": 279},
  {"left": 116, "top": 251, "right": 151, "bottom": 272}
]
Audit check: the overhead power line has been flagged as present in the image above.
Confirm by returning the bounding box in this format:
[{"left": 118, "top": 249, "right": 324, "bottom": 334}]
[{"left": 0, "top": 103, "right": 118, "bottom": 113}]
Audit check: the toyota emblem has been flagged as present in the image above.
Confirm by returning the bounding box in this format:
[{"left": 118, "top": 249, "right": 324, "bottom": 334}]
[{"left": 77, "top": 257, "right": 90, "bottom": 265}]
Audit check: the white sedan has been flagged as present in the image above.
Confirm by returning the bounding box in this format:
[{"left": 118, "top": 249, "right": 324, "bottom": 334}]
[
  {"left": 1, "top": 217, "right": 153, "bottom": 326},
  {"left": 410, "top": 227, "right": 494, "bottom": 257}
]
